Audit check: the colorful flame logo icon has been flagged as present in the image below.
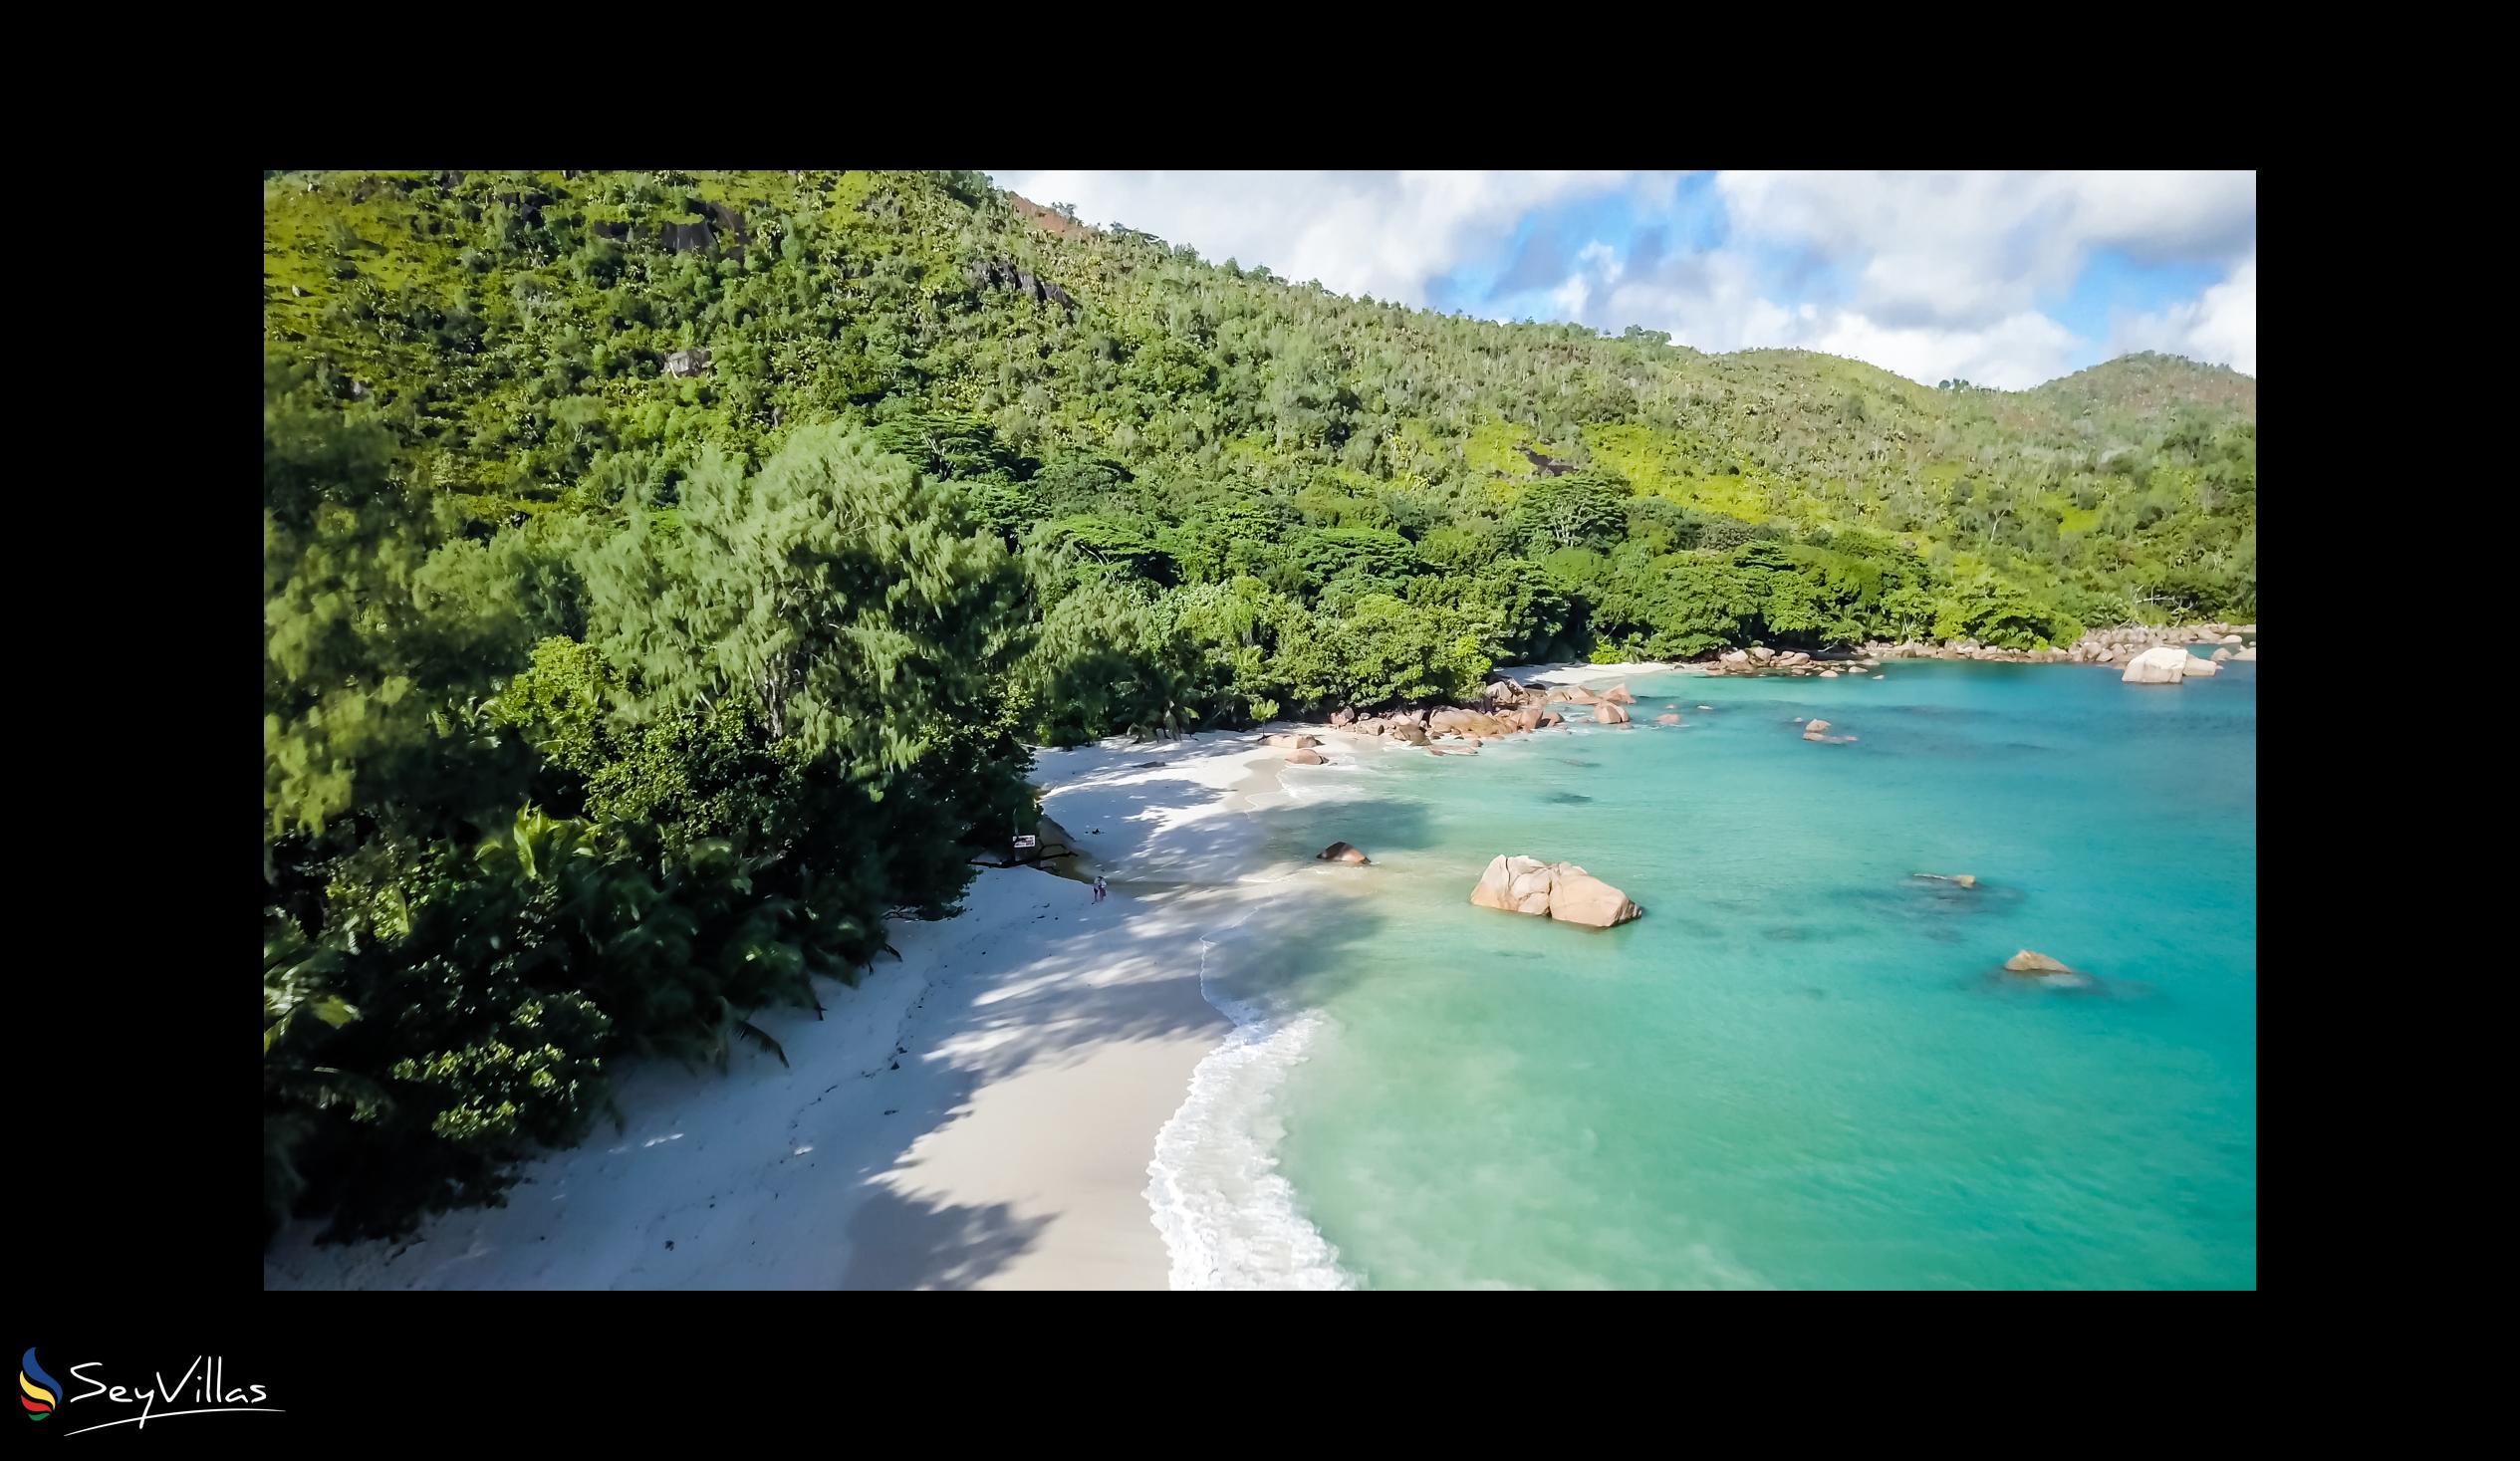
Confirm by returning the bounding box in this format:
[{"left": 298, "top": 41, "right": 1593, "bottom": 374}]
[{"left": 20, "top": 1348, "right": 60, "bottom": 1421}]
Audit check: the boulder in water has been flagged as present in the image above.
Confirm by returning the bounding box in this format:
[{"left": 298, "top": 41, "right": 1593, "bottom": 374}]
[
  {"left": 1803, "top": 718, "right": 1833, "bottom": 741},
  {"left": 1471, "top": 854, "right": 1556, "bottom": 916},
  {"left": 1599, "top": 683, "right": 1636, "bottom": 704},
  {"left": 1469, "top": 854, "right": 1641, "bottom": 927},
  {"left": 2004, "top": 949, "right": 2074, "bottom": 976},
  {"left": 2181, "top": 654, "right": 2220, "bottom": 676},
  {"left": 2123, "top": 646, "right": 2189, "bottom": 684},
  {"left": 1551, "top": 866, "right": 1643, "bottom": 928},
  {"left": 1595, "top": 700, "right": 1631, "bottom": 725},
  {"left": 1285, "top": 748, "right": 1326, "bottom": 765},
  {"left": 1916, "top": 873, "right": 1978, "bottom": 889},
  {"left": 1317, "top": 842, "right": 1370, "bottom": 864}
]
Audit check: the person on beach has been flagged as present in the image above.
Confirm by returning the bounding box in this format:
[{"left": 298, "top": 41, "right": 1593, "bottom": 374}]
[{"left": 1092, "top": 874, "right": 1108, "bottom": 903}]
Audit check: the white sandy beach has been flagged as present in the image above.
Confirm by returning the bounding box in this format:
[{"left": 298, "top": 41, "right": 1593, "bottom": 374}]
[{"left": 261, "top": 730, "right": 1407, "bottom": 1291}]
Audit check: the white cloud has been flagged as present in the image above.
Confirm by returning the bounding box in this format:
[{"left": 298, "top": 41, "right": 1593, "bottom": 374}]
[
  {"left": 989, "top": 169, "right": 1644, "bottom": 306},
  {"left": 1794, "top": 309, "right": 2082, "bottom": 390},
  {"left": 1716, "top": 170, "right": 2255, "bottom": 330},
  {"left": 1537, "top": 240, "right": 2076, "bottom": 388},
  {"left": 2111, "top": 252, "right": 2257, "bottom": 376}
]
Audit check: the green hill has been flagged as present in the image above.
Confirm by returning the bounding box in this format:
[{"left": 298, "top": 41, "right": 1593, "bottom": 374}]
[{"left": 263, "top": 167, "right": 2254, "bottom": 637}]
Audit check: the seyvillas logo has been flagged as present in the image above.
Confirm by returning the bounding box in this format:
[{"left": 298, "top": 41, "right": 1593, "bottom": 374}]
[
  {"left": 21, "top": 1349, "right": 60, "bottom": 1421},
  {"left": 19, "top": 1351, "right": 282, "bottom": 1435}
]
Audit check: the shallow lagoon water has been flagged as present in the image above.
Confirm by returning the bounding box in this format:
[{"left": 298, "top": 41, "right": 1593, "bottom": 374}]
[{"left": 1197, "top": 659, "right": 2256, "bottom": 1290}]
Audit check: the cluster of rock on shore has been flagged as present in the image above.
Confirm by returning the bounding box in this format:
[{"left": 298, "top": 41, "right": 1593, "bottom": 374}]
[
  {"left": 1865, "top": 621, "right": 2256, "bottom": 666},
  {"left": 1262, "top": 619, "right": 2263, "bottom": 769},
  {"left": 1693, "top": 621, "right": 2259, "bottom": 675},
  {"left": 1267, "top": 677, "right": 1673, "bottom": 762},
  {"left": 1700, "top": 647, "right": 1883, "bottom": 678}
]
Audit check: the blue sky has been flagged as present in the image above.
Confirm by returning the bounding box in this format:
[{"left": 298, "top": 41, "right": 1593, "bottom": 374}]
[{"left": 988, "top": 171, "right": 2255, "bottom": 389}]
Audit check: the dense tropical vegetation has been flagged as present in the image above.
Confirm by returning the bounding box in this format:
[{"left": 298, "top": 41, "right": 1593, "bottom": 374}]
[{"left": 263, "top": 168, "right": 2257, "bottom": 1241}]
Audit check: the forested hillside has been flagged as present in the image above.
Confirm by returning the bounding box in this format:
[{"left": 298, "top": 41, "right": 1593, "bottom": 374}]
[{"left": 263, "top": 169, "right": 2256, "bottom": 1241}]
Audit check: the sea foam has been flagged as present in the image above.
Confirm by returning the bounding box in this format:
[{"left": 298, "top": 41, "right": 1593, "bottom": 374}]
[
  {"left": 1142, "top": 774, "right": 1361, "bottom": 1292},
  {"left": 1144, "top": 1001, "right": 1355, "bottom": 1291}
]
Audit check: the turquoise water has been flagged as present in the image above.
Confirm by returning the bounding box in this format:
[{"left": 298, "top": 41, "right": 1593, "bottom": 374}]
[{"left": 1213, "top": 660, "right": 2256, "bottom": 1290}]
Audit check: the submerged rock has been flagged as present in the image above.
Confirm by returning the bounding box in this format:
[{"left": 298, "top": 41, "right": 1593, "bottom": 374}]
[
  {"left": 1917, "top": 873, "right": 1978, "bottom": 889},
  {"left": 1654, "top": 713, "right": 1681, "bottom": 725},
  {"left": 1317, "top": 842, "right": 1370, "bottom": 864},
  {"left": 1469, "top": 854, "right": 1642, "bottom": 927}
]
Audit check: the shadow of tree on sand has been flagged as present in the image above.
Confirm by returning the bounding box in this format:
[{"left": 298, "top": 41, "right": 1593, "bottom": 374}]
[{"left": 837, "top": 1187, "right": 1053, "bottom": 1290}]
